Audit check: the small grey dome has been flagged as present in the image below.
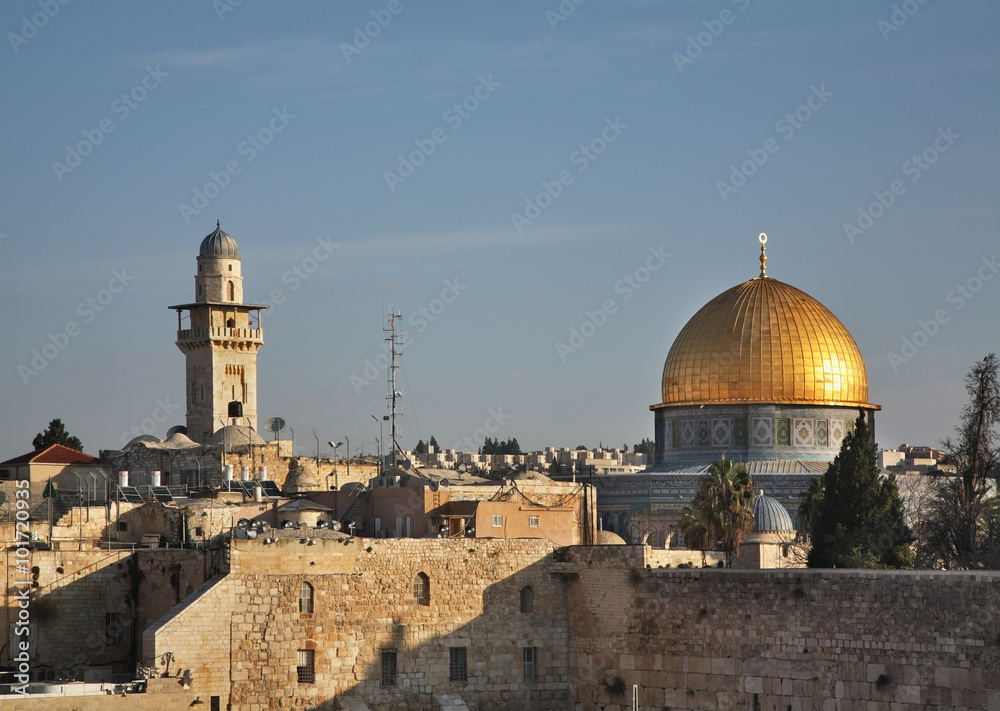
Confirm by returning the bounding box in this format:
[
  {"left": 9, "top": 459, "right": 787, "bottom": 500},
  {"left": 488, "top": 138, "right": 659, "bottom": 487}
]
[
  {"left": 597, "top": 530, "right": 627, "bottom": 545},
  {"left": 199, "top": 220, "right": 240, "bottom": 259},
  {"left": 752, "top": 490, "right": 795, "bottom": 532}
]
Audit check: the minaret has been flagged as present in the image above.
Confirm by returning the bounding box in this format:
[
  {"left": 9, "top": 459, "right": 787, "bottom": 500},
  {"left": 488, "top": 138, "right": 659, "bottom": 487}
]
[{"left": 169, "top": 222, "right": 268, "bottom": 443}]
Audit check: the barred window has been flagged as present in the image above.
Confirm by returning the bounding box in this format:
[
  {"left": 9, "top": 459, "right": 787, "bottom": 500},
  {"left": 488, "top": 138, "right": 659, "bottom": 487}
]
[
  {"left": 492, "top": 514, "right": 503, "bottom": 527},
  {"left": 523, "top": 646, "right": 536, "bottom": 681},
  {"left": 105, "top": 612, "right": 124, "bottom": 646},
  {"left": 449, "top": 647, "right": 467, "bottom": 682},
  {"left": 299, "top": 582, "right": 314, "bottom": 614},
  {"left": 297, "top": 649, "right": 315, "bottom": 684},
  {"left": 381, "top": 649, "right": 397, "bottom": 686},
  {"left": 528, "top": 515, "right": 540, "bottom": 528},
  {"left": 413, "top": 572, "right": 430, "bottom": 606}
]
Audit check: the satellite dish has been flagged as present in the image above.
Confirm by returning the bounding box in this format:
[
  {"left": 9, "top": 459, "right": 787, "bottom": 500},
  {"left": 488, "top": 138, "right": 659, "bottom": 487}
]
[
  {"left": 246, "top": 529, "right": 257, "bottom": 539},
  {"left": 401, "top": 459, "right": 411, "bottom": 470},
  {"left": 234, "top": 529, "right": 247, "bottom": 540},
  {"left": 330, "top": 521, "right": 342, "bottom": 532},
  {"left": 457, "top": 464, "right": 467, "bottom": 473},
  {"left": 438, "top": 478, "right": 450, "bottom": 489},
  {"left": 428, "top": 481, "right": 439, "bottom": 492},
  {"left": 264, "top": 417, "right": 286, "bottom": 439},
  {"left": 236, "top": 519, "right": 250, "bottom": 530},
  {"left": 165, "top": 425, "right": 188, "bottom": 438}
]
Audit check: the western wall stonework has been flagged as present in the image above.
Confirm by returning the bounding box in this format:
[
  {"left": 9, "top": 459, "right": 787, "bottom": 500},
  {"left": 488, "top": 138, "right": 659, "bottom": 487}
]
[
  {"left": 136, "top": 538, "right": 1000, "bottom": 710},
  {"left": 566, "top": 545, "right": 1000, "bottom": 711}
]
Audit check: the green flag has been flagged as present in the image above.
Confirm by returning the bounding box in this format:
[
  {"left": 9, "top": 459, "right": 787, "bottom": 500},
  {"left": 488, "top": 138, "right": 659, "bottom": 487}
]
[{"left": 42, "top": 480, "right": 58, "bottom": 499}]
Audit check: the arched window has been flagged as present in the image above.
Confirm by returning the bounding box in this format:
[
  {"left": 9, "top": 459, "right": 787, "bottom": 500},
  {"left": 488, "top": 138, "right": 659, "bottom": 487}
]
[
  {"left": 226, "top": 318, "right": 235, "bottom": 329},
  {"left": 413, "top": 572, "right": 430, "bottom": 606},
  {"left": 520, "top": 585, "right": 533, "bottom": 614},
  {"left": 228, "top": 281, "right": 235, "bottom": 301},
  {"left": 299, "top": 582, "right": 313, "bottom": 613}
]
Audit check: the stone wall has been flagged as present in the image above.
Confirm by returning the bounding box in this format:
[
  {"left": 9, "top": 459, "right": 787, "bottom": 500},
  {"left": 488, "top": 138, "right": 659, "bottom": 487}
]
[
  {"left": 565, "top": 545, "right": 1000, "bottom": 711},
  {"left": 147, "top": 537, "right": 570, "bottom": 710}
]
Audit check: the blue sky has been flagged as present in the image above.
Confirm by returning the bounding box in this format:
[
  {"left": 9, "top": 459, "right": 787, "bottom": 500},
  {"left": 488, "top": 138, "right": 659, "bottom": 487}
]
[{"left": 1, "top": 1, "right": 997, "bottom": 459}]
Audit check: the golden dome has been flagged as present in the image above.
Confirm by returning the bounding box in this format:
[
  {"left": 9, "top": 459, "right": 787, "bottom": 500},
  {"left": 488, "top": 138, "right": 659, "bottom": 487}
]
[{"left": 659, "top": 276, "right": 875, "bottom": 408}]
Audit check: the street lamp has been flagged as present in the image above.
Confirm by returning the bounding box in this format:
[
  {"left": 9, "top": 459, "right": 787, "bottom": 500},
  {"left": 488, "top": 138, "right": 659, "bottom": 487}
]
[
  {"left": 329, "top": 440, "right": 343, "bottom": 519},
  {"left": 344, "top": 436, "right": 350, "bottom": 482}
]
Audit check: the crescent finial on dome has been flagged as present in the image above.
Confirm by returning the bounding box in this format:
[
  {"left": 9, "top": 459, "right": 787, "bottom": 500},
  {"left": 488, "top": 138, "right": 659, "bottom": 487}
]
[{"left": 758, "top": 233, "right": 767, "bottom": 278}]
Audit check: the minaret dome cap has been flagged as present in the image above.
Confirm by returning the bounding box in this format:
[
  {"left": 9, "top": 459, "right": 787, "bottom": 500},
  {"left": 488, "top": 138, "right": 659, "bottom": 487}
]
[{"left": 199, "top": 220, "right": 240, "bottom": 259}]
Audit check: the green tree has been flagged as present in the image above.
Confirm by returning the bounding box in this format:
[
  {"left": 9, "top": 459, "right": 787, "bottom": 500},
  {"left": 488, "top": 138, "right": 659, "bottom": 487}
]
[
  {"left": 797, "top": 476, "right": 824, "bottom": 542},
  {"left": 414, "top": 439, "right": 426, "bottom": 454},
  {"left": 33, "top": 418, "right": 82, "bottom": 452},
  {"left": 679, "top": 456, "right": 756, "bottom": 566},
  {"left": 547, "top": 460, "right": 562, "bottom": 478},
  {"left": 807, "top": 412, "right": 913, "bottom": 568},
  {"left": 428, "top": 435, "right": 440, "bottom": 451},
  {"left": 633, "top": 438, "right": 655, "bottom": 462},
  {"left": 918, "top": 354, "right": 1000, "bottom": 569}
]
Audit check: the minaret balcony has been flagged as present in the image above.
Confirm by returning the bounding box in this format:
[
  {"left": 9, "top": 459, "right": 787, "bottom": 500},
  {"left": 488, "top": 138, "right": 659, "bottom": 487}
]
[{"left": 177, "top": 326, "right": 263, "bottom": 343}]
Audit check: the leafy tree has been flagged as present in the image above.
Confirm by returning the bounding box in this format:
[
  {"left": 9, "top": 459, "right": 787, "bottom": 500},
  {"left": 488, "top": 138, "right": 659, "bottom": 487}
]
[
  {"left": 807, "top": 412, "right": 913, "bottom": 568},
  {"left": 428, "top": 435, "right": 440, "bottom": 451},
  {"left": 797, "top": 476, "right": 824, "bottom": 542},
  {"left": 33, "top": 418, "right": 82, "bottom": 452},
  {"left": 480, "top": 437, "right": 522, "bottom": 455},
  {"left": 633, "top": 438, "right": 655, "bottom": 462},
  {"left": 547, "top": 460, "right": 562, "bottom": 478},
  {"left": 918, "top": 354, "right": 1000, "bottom": 569},
  {"left": 679, "top": 456, "right": 756, "bottom": 566},
  {"left": 414, "top": 439, "right": 426, "bottom": 454}
]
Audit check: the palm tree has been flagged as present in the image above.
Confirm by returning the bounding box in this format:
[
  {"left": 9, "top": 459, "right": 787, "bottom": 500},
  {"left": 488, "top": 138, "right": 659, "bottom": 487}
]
[{"left": 679, "top": 456, "right": 756, "bottom": 566}]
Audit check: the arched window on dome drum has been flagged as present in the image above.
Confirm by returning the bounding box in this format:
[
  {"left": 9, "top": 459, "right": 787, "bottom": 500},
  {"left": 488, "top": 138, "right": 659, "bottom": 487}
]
[
  {"left": 228, "top": 281, "right": 235, "bottom": 301},
  {"left": 299, "top": 582, "right": 313, "bottom": 614},
  {"left": 520, "top": 585, "right": 533, "bottom": 614},
  {"left": 413, "top": 572, "right": 430, "bottom": 606},
  {"left": 226, "top": 318, "right": 235, "bottom": 329}
]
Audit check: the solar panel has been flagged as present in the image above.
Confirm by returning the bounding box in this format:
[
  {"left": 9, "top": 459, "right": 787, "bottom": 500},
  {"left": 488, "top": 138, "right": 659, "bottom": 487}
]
[
  {"left": 223, "top": 480, "right": 247, "bottom": 495},
  {"left": 259, "top": 481, "right": 281, "bottom": 498},
  {"left": 117, "top": 486, "right": 143, "bottom": 503},
  {"left": 151, "top": 486, "right": 174, "bottom": 504}
]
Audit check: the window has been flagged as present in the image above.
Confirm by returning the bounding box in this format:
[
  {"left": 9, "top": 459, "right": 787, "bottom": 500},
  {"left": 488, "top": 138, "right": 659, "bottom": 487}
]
[
  {"left": 195, "top": 527, "right": 203, "bottom": 537},
  {"left": 105, "top": 612, "right": 124, "bottom": 646},
  {"left": 381, "top": 649, "right": 397, "bottom": 686},
  {"left": 492, "top": 514, "right": 503, "bottom": 528},
  {"left": 528, "top": 515, "right": 540, "bottom": 528},
  {"left": 228, "top": 281, "right": 235, "bottom": 301},
  {"left": 297, "top": 649, "right": 315, "bottom": 684},
  {"left": 520, "top": 586, "right": 534, "bottom": 614},
  {"left": 228, "top": 264, "right": 232, "bottom": 271},
  {"left": 449, "top": 647, "right": 467, "bottom": 682},
  {"left": 523, "top": 647, "right": 536, "bottom": 681},
  {"left": 413, "top": 572, "right": 430, "bottom": 606},
  {"left": 299, "top": 582, "right": 314, "bottom": 614},
  {"left": 210, "top": 697, "right": 220, "bottom": 711},
  {"left": 117, "top": 521, "right": 128, "bottom": 532}
]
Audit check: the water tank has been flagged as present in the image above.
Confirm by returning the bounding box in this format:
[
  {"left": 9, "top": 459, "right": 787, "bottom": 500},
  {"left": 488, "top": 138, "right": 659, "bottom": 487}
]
[
  {"left": 241, "top": 465, "right": 250, "bottom": 482},
  {"left": 258, "top": 466, "right": 268, "bottom": 481},
  {"left": 224, "top": 464, "right": 233, "bottom": 481},
  {"left": 118, "top": 471, "right": 129, "bottom": 487},
  {"left": 150, "top": 471, "right": 161, "bottom": 487}
]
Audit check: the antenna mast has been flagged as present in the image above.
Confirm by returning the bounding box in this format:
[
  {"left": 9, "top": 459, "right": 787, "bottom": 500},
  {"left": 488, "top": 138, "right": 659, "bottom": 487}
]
[{"left": 385, "top": 309, "right": 403, "bottom": 468}]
